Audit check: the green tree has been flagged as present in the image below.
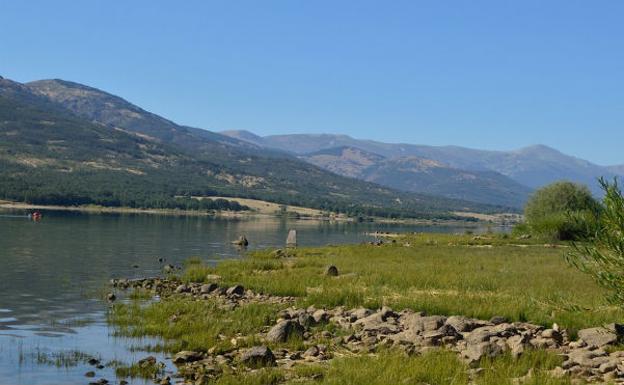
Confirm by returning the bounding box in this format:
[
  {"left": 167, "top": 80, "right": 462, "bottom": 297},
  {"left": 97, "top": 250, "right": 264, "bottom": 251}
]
[
  {"left": 566, "top": 178, "right": 624, "bottom": 303},
  {"left": 523, "top": 181, "right": 600, "bottom": 240}
]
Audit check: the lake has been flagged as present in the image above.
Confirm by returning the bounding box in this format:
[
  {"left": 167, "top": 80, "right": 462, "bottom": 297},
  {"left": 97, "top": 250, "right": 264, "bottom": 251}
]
[{"left": 0, "top": 209, "right": 491, "bottom": 384}]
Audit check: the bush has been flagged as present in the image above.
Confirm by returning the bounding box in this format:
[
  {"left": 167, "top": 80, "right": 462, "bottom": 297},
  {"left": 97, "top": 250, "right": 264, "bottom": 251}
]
[
  {"left": 522, "top": 181, "right": 600, "bottom": 240},
  {"left": 567, "top": 178, "right": 624, "bottom": 303}
]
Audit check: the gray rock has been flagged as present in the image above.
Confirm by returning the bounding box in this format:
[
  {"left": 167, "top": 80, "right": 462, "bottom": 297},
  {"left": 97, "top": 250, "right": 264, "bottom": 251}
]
[
  {"left": 200, "top": 283, "right": 218, "bottom": 294},
  {"left": 303, "top": 346, "right": 320, "bottom": 358},
  {"left": 489, "top": 316, "right": 508, "bottom": 325},
  {"left": 163, "top": 264, "right": 175, "bottom": 273},
  {"left": 174, "top": 284, "right": 189, "bottom": 293},
  {"left": 286, "top": 229, "right": 297, "bottom": 247},
  {"left": 351, "top": 308, "right": 373, "bottom": 320},
  {"left": 445, "top": 315, "right": 489, "bottom": 332},
  {"left": 240, "top": 346, "right": 276, "bottom": 368},
  {"left": 578, "top": 324, "right": 623, "bottom": 348},
  {"left": 172, "top": 350, "right": 202, "bottom": 364},
  {"left": 267, "top": 320, "right": 305, "bottom": 343},
  {"left": 232, "top": 235, "right": 249, "bottom": 246},
  {"left": 106, "top": 293, "right": 116, "bottom": 302},
  {"left": 312, "top": 309, "right": 330, "bottom": 323},
  {"left": 325, "top": 265, "right": 339, "bottom": 276},
  {"left": 226, "top": 285, "right": 245, "bottom": 296}
]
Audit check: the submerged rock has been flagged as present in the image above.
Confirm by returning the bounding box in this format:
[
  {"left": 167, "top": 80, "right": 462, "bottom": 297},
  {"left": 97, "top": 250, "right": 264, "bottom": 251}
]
[{"left": 173, "top": 350, "right": 203, "bottom": 364}]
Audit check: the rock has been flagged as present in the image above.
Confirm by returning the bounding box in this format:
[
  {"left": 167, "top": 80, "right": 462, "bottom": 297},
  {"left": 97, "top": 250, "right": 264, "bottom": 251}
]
[
  {"left": 172, "top": 350, "right": 203, "bottom": 364},
  {"left": 87, "top": 358, "right": 100, "bottom": 366},
  {"left": 351, "top": 308, "right": 373, "bottom": 320},
  {"left": 462, "top": 340, "right": 505, "bottom": 367},
  {"left": 578, "top": 324, "right": 623, "bottom": 348},
  {"left": 226, "top": 285, "right": 245, "bottom": 296},
  {"left": 489, "top": 316, "right": 508, "bottom": 325},
  {"left": 286, "top": 229, "right": 297, "bottom": 247},
  {"left": 138, "top": 355, "right": 157, "bottom": 367},
  {"left": 160, "top": 377, "right": 171, "bottom": 385},
  {"left": 267, "top": 320, "right": 305, "bottom": 343},
  {"left": 232, "top": 235, "right": 249, "bottom": 246},
  {"left": 163, "top": 264, "right": 175, "bottom": 273},
  {"left": 175, "top": 284, "right": 189, "bottom": 294},
  {"left": 298, "top": 313, "right": 315, "bottom": 327},
  {"left": 200, "top": 283, "right": 219, "bottom": 294},
  {"left": 303, "top": 346, "right": 320, "bottom": 358},
  {"left": 85, "top": 371, "right": 95, "bottom": 377},
  {"left": 445, "top": 315, "right": 488, "bottom": 332},
  {"left": 312, "top": 309, "right": 330, "bottom": 323},
  {"left": 240, "top": 346, "right": 276, "bottom": 368},
  {"left": 325, "top": 265, "right": 339, "bottom": 277},
  {"left": 106, "top": 293, "right": 116, "bottom": 302},
  {"left": 119, "top": 382, "right": 128, "bottom": 385}
]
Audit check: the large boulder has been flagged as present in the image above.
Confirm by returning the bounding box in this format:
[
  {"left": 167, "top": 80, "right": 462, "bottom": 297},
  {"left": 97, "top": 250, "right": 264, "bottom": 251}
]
[
  {"left": 266, "top": 320, "right": 305, "bottom": 343},
  {"left": 578, "top": 324, "right": 624, "bottom": 348},
  {"left": 240, "top": 346, "right": 276, "bottom": 368}
]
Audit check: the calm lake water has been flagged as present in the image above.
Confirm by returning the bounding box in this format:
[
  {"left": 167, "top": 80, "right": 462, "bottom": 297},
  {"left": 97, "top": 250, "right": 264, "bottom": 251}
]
[{"left": 0, "top": 209, "right": 491, "bottom": 385}]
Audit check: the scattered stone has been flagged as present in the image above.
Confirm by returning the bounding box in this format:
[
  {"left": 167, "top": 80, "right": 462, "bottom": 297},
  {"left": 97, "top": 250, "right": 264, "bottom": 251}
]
[
  {"left": 106, "top": 293, "right": 116, "bottom": 302},
  {"left": 175, "top": 284, "right": 189, "bottom": 294},
  {"left": 172, "top": 350, "right": 203, "bottom": 364},
  {"left": 267, "top": 320, "right": 305, "bottom": 343},
  {"left": 87, "top": 358, "right": 100, "bottom": 366},
  {"left": 85, "top": 371, "right": 95, "bottom": 377},
  {"left": 303, "top": 346, "right": 320, "bottom": 358},
  {"left": 489, "top": 316, "right": 508, "bottom": 325},
  {"left": 200, "top": 283, "right": 219, "bottom": 294},
  {"left": 325, "top": 265, "right": 339, "bottom": 277},
  {"left": 163, "top": 264, "right": 175, "bottom": 273},
  {"left": 226, "top": 285, "right": 245, "bottom": 296},
  {"left": 240, "top": 346, "right": 276, "bottom": 368}
]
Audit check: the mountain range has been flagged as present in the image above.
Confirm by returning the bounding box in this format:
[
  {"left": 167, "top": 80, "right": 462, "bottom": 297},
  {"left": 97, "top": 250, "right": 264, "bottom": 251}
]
[
  {"left": 0, "top": 75, "right": 503, "bottom": 219},
  {"left": 222, "top": 131, "right": 623, "bottom": 207}
]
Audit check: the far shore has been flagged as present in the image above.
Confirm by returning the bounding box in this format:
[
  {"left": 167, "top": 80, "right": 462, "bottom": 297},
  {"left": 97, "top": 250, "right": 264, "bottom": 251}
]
[{"left": 0, "top": 200, "right": 514, "bottom": 226}]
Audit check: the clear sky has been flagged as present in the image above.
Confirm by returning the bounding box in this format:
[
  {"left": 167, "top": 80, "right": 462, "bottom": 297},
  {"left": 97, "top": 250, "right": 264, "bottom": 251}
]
[{"left": 1, "top": 1, "right": 622, "bottom": 165}]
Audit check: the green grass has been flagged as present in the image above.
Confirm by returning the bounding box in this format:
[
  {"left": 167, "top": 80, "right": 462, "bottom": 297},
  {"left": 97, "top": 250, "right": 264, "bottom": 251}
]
[
  {"left": 110, "top": 298, "right": 279, "bottom": 353},
  {"left": 108, "top": 232, "right": 623, "bottom": 385},
  {"left": 182, "top": 233, "right": 623, "bottom": 331}
]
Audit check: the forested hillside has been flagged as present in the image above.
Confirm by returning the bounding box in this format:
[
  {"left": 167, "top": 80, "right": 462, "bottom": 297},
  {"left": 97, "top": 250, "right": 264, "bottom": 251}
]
[{"left": 0, "top": 77, "right": 508, "bottom": 219}]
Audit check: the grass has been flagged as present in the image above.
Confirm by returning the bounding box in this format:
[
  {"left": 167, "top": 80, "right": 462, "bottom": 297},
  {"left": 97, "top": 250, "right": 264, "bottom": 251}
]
[
  {"left": 182, "top": 233, "right": 624, "bottom": 331},
  {"left": 108, "top": 232, "right": 624, "bottom": 384},
  {"left": 110, "top": 298, "right": 280, "bottom": 353},
  {"left": 208, "top": 350, "right": 572, "bottom": 385}
]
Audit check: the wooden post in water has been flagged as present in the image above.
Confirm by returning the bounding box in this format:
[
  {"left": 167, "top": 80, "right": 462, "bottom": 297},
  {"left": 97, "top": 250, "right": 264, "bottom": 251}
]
[{"left": 286, "top": 229, "right": 297, "bottom": 248}]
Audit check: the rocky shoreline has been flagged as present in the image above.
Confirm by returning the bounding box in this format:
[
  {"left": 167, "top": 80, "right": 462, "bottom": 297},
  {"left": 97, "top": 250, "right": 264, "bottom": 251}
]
[{"left": 109, "top": 277, "right": 624, "bottom": 385}]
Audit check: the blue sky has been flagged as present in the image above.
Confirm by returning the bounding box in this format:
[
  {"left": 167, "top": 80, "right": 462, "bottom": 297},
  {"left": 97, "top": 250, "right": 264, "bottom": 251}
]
[{"left": 1, "top": 1, "right": 622, "bottom": 164}]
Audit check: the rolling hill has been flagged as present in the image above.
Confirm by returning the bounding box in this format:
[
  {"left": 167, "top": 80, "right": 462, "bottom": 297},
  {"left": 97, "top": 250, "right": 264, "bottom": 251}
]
[{"left": 0, "top": 76, "right": 506, "bottom": 219}]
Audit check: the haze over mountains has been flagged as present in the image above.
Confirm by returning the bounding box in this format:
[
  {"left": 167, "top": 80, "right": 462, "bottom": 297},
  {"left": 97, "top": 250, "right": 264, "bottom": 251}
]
[
  {"left": 0, "top": 75, "right": 504, "bottom": 219},
  {"left": 222, "top": 131, "right": 623, "bottom": 207}
]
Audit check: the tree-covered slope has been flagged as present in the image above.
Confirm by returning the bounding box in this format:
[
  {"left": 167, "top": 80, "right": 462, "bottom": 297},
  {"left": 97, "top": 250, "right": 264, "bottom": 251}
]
[{"left": 0, "top": 77, "right": 508, "bottom": 218}]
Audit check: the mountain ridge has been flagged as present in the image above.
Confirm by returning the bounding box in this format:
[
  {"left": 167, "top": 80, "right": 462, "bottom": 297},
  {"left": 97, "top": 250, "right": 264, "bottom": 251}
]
[
  {"left": 0, "top": 76, "right": 508, "bottom": 218},
  {"left": 220, "top": 131, "right": 620, "bottom": 196}
]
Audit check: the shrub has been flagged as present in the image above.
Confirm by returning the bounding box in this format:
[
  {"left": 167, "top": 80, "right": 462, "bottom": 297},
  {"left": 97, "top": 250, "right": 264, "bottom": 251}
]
[
  {"left": 567, "top": 178, "right": 624, "bottom": 303},
  {"left": 523, "top": 181, "right": 600, "bottom": 240}
]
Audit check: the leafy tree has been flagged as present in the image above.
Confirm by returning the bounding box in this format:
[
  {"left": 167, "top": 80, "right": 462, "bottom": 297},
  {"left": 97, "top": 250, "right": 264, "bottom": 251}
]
[
  {"left": 523, "top": 181, "right": 600, "bottom": 240},
  {"left": 566, "top": 178, "right": 624, "bottom": 303}
]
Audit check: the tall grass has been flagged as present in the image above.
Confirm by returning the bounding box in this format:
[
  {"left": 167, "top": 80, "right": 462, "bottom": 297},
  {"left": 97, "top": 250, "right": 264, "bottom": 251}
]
[{"left": 182, "top": 233, "right": 624, "bottom": 331}]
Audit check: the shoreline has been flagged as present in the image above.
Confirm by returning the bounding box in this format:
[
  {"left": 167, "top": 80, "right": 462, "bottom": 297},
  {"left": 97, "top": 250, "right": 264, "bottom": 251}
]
[{"left": 0, "top": 200, "right": 505, "bottom": 226}]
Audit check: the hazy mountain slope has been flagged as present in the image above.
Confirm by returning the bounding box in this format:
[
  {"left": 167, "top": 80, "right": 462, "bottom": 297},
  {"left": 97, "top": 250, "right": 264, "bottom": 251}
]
[
  {"left": 606, "top": 165, "right": 624, "bottom": 176},
  {"left": 301, "top": 146, "right": 532, "bottom": 207},
  {"left": 223, "top": 132, "right": 616, "bottom": 195},
  {"left": 0, "top": 76, "right": 507, "bottom": 218}
]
